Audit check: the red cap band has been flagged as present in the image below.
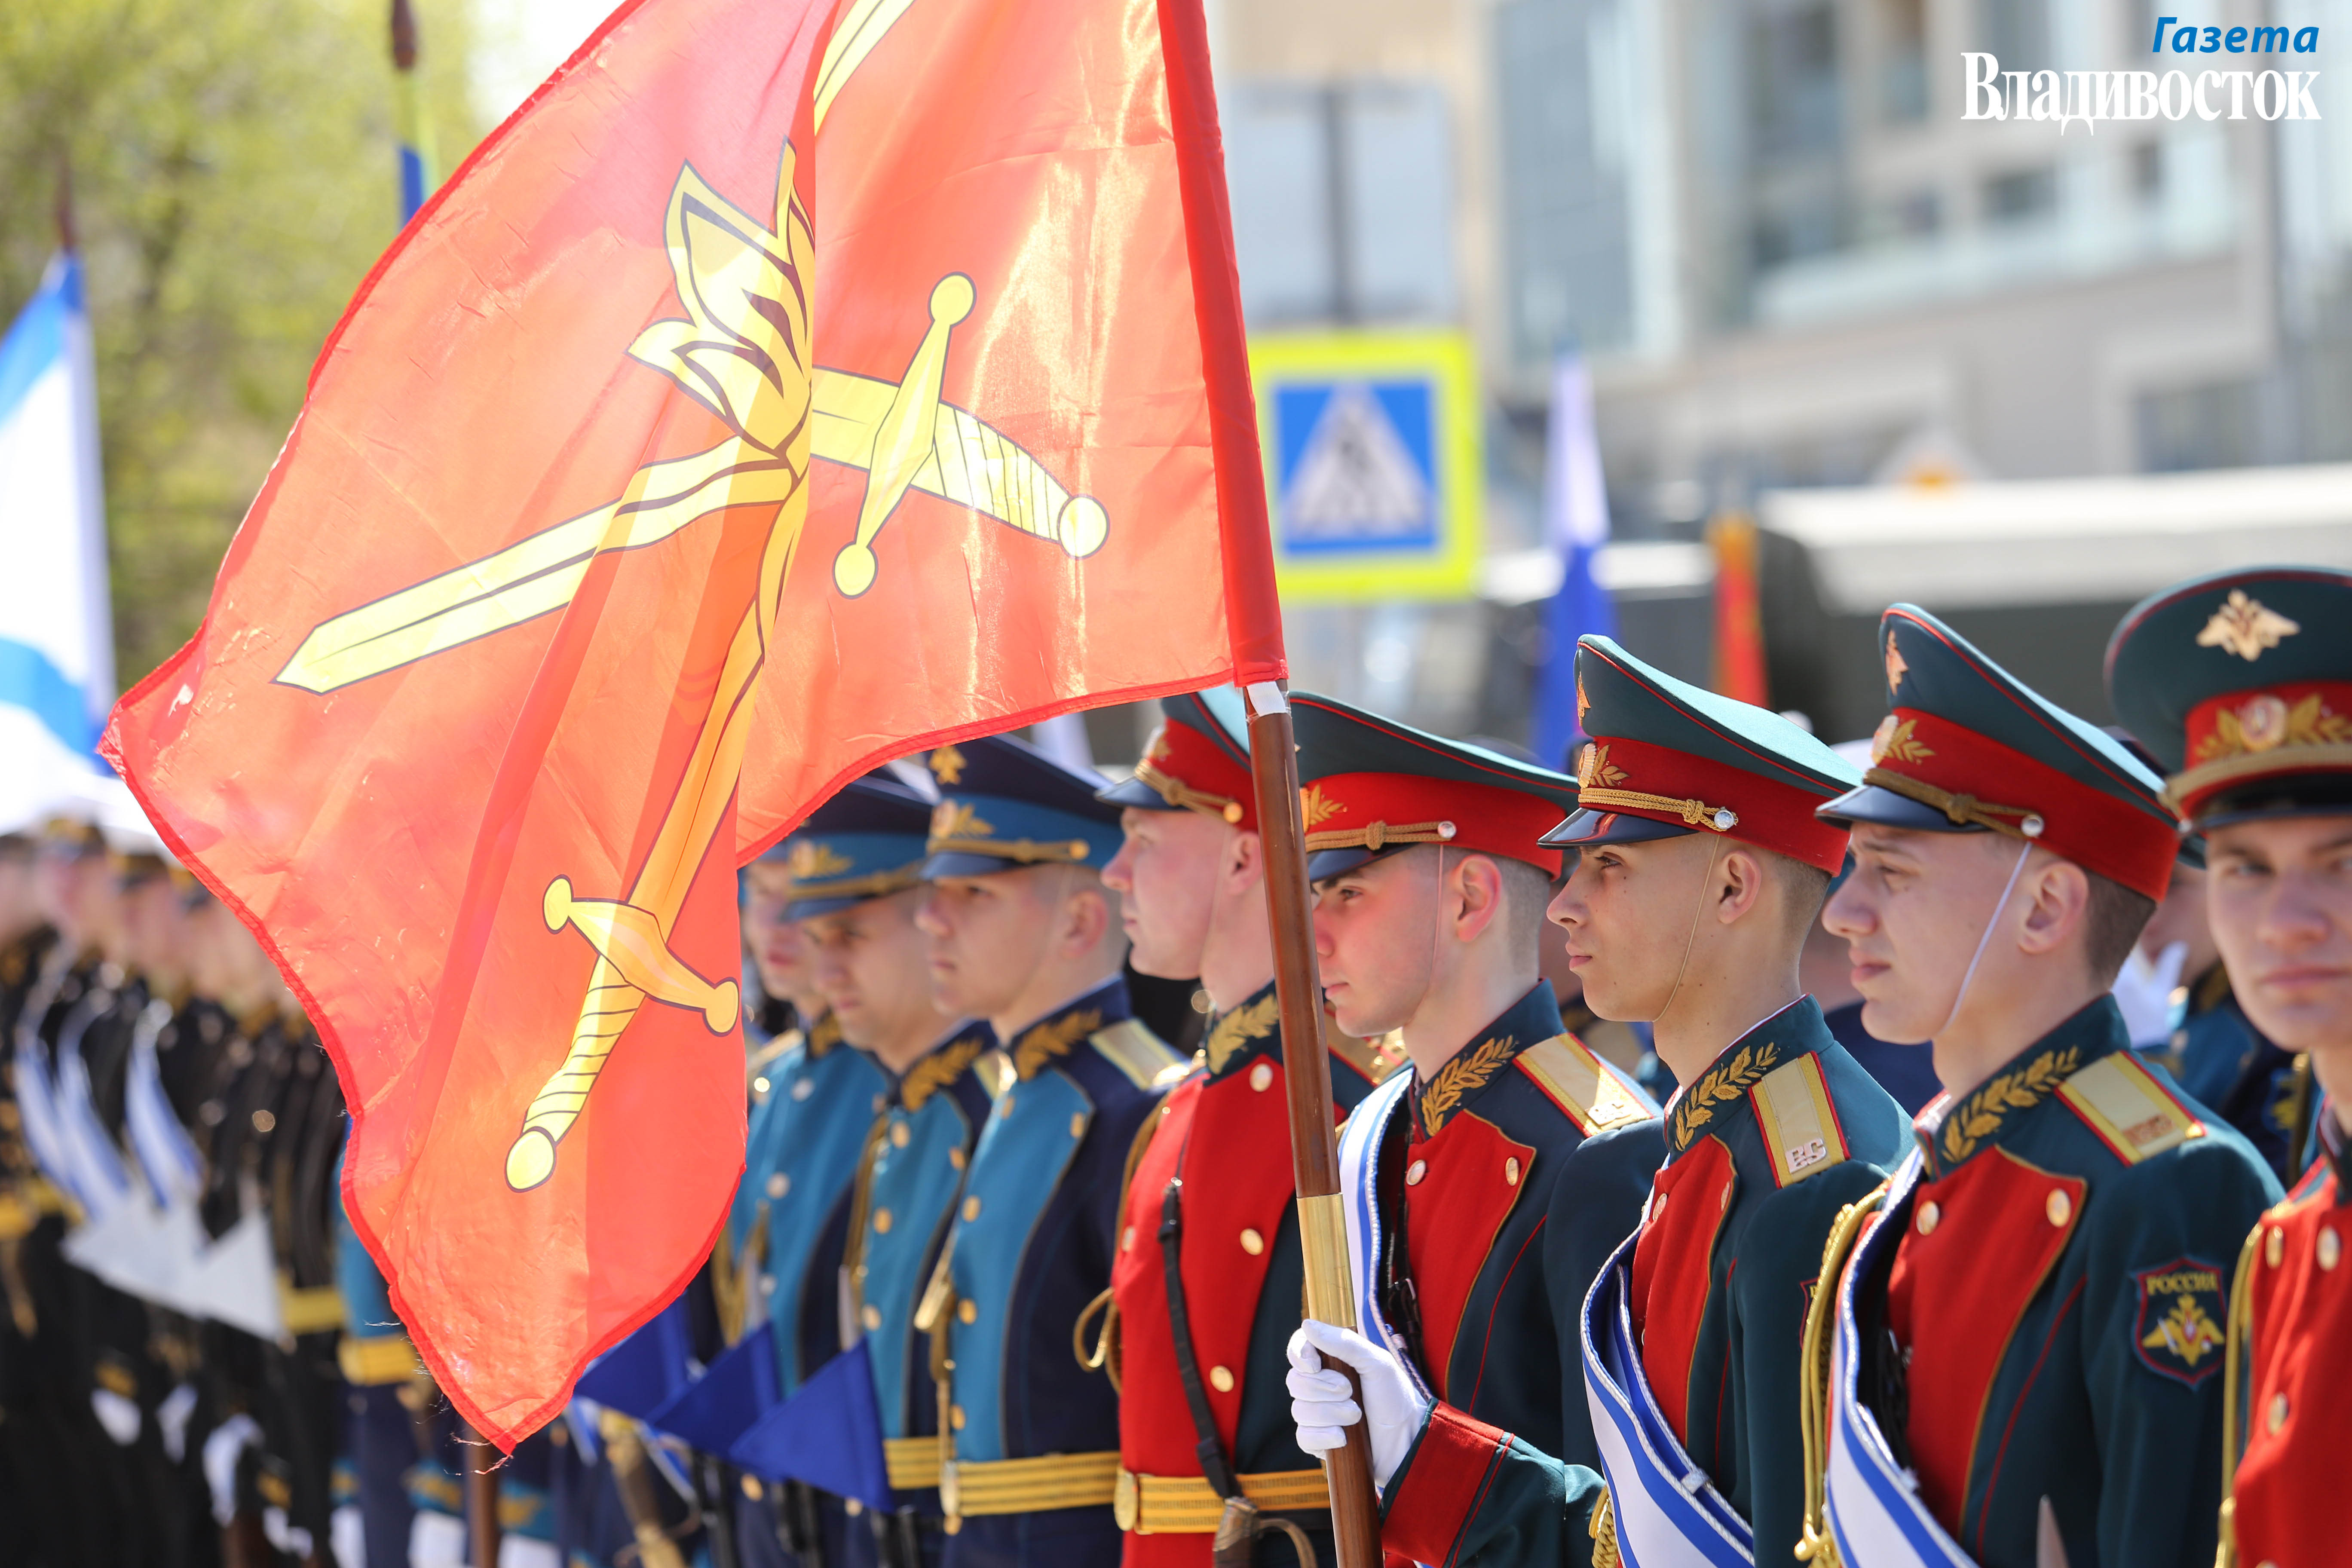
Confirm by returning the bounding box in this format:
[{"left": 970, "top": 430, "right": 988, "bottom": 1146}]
[
  {"left": 1136, "top": 720, "right": 1255, "bottom": 828},
  {"left": 2172, "top": 679, "right": 2352, "bottom": 821},
  {"left": 1873, "top": 709, "right": 2177, "bottom": 899},
  {"left": 1300, "top": 772, "right": 1563, "bottom": 876},
  {"left": 1577, "top": 735, "right": 1850, "bottom": 873}
]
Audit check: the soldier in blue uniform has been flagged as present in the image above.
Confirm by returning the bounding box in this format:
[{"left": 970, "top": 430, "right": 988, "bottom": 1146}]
[
  {"left": 778, "top": 767, "right": 994, "bottom": 1568},
  {"left": 727, "top": 778, "right": 904, "bottom": 1567},
  {"left": 908, "top": 733, "right": 1182, "bottom": 1567},
  {"left": 1273, "top": 693, "right": 1661, "bottom": 1568},
  {"left": 1094, "top": 692, "right": 1389, "bottom": 1568},
  {"left": 1804, "top": 604, "right": 2281, "bottom": 1568}
]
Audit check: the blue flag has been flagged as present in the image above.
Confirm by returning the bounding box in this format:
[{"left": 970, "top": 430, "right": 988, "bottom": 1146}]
[
  {"left": 729, "top": 1338, "right": 892, "bottom": 1514},
  {"left": 1528, "top": 351, "right": 1614, "bottom": 772},
  {"left": 644, "top": 1326, "right": 777, "bottom": 1455},
  {"left": 574, "top": 1293, "right": 696, "bottom": 1419}
]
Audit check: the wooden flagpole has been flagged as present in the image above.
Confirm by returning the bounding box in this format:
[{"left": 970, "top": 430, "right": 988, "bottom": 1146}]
[{"left": 1242, "top": 680, "right": 1383, "bottom": 1568}]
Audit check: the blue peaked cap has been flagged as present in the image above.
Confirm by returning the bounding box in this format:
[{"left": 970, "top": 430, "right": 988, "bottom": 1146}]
[{"left": 918, "top": 732, "right": 1124, "bottom": 879}]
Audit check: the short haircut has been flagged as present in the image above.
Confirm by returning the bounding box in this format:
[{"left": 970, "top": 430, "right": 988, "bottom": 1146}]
[
  {"left": 2082, "top": 868, "right": 2157, "bottom": 984},
  {"left": 1767, "top": 852, "right": 1834, "bottom": 939},
  {"left": 1495, "top": 854, "right": 1556, "bottom": 956}
]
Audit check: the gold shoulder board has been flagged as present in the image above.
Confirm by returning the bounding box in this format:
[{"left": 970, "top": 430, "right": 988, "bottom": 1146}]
[
  {"left": 2055, "top": 1052, "right": 2201, "bottom": 1165},
  {"left": 1090, "top": 1017, "right": 1183, "bottom": 1091},
  {"left": 1751, "top": 1054, "right": 1848, "bottom": 1188},
  {"left": 1516, "top": 1034, "right": 1657, "bottom": 1137}
]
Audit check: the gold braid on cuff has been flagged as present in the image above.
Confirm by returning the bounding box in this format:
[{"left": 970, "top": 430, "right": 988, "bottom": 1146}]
[
  {"left": 1576, "top": 787, "right": 1738, "bottom": 833},
  {"left": 1862, "top": 768, "right": 2045, "bottom": 840},
  {"left": 1301, "top": 820, "right": 1457, "bottom": 854},
  {"left": 1132, "top": 759, "right": 1245, "bottom": 824}
]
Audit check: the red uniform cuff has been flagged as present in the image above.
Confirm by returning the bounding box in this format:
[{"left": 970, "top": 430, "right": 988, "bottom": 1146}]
[{"left": 1381, "top": 1402, "right": 1507, "bottom": 1568}]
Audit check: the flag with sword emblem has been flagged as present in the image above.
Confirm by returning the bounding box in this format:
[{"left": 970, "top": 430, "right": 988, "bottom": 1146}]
[{"left": 102, "top": 0, "right": 1278, "bottom": 1445}]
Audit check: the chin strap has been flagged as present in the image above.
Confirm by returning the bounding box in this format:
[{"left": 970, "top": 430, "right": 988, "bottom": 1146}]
[
  {"left": 1933, "top": 838, "right": 2037, "bottom": 1042},
  {"left": 1650, "top": 836, "right": 1727, "bottom": 1029}
]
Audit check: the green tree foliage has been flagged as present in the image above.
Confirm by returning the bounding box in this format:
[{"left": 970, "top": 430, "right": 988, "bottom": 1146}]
[{"left": 0, "top": 0, "right": 483, "bottom": 689}]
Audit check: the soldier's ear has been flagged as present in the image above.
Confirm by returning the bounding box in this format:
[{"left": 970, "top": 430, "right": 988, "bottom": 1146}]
[
  {"left": 1224, "top": 829, "right": 1263, "bottom": 891},
  {"left": 1714, "top": 845, "right": 1768, "bottom": 929},
  {"left": 2015, "top": 853, "right": 2090, "bottom": 961}
]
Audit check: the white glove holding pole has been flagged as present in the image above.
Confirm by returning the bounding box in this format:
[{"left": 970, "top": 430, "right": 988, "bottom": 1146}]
[{"left": 1286, "top": 1318, "right": 1433, "bottom": 1489}]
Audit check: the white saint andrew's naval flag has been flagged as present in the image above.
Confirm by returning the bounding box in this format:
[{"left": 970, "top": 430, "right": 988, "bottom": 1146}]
[
  {"left": 0, "top": 251, "right": 114, "bottom": 818},
  {"left": 0, "top": 255, "right": 285, "bottom": 1339}
]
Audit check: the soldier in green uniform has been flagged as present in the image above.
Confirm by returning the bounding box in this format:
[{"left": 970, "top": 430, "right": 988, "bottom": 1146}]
[
  {"left": 1293, "top": 640, "right": 1909, "bottom": 1566},
  {"left": 2105, "top": 566, "right": 2352, "bottom": 1568},
  {"left": 1275, "top": 693, "right": 1661, "bottom": 1568},
  {"left": 1806, "top": 604, "right": 2281, "bottom": 1568},
  {"left": 1093, "top": 692, "right": 1388, "bottom": 1568},
  {"left": 906, "top": 732, "right": 1182, "bottom": 1566}
]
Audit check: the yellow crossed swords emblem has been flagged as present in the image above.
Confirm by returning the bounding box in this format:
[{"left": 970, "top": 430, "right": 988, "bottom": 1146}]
[{"left": 279, "top": 137, "right": 1106, "bottom": 1190}]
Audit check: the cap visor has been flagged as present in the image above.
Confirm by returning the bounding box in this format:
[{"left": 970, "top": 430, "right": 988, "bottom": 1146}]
[
  {"left": 919, "top": 850, "right": 1029, "bottom": 880},
  {"left": 2193, "top": 798, "right": 2352, "bottom": 834},
  {"left": 782, "top": 893, "right": 873, "bottom": 922},
  {"left": 1815, "top": 783, "right": 1987, "bottom": 834},
  {"left": 1537, "top": 808, "right": 1693, "bottom": 851},
  {"left": 1094, "top": 776, "right": 1179, "bottom": 811}
]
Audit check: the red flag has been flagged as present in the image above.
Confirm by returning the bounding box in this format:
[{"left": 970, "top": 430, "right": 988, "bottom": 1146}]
[
  {"left": 1708, "top": 511, "right": 1767, "bottom": 706},
  {"left": 104, "top": 0, "right": 1277, "bottom": 1444}
]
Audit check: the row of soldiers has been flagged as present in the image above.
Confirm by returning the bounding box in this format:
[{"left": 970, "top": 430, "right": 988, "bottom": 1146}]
[
  {"left": 0, "top": 799, "right": 379, "bottom": 1567},
  {"left": 541, "top": 562, "right": 2343, "bottom": 1568},
  {"left": 7, "top": 559, "right": 2339, "bottom": 1568}
]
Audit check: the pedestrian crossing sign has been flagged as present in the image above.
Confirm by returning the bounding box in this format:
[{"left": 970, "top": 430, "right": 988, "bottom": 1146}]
[{"left": 1250, "top": 328, "right": 1482, "bottom": 602}]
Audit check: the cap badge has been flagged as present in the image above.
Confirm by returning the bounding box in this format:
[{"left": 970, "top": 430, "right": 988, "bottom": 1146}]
[
  {"left": 2194, "top": 691, "right": 2350, "bottom": 764},
  {"left": 1142, "top": 726, "right": 1172, "bottom": 763},
  {"left": 928, "top": 743, "right": 967, "bottom": 785},
  {"left": 2196, "top": 589, "right": 2300, "bottom": 662},
  {"left": 1869, "top": 715, "right": 1934, "bottom": 767},
  {"left": 1576, "top": 744, "right": 1626, "bottom": 790},
  {"left": 787, "top": 840, "right": 854, "bottom": 879},
  {"left": 1298, "top": 784, "right": 1343, "bottom": 832},
  {"left": 1575, "top": 674, "right": 1591, "bottom": 728},
  {"left": 931, "top": 800, "right": 993, "bottom": 840},
  {"left": 1884, "top": 637, "right": 1909, "bottom": 694}
]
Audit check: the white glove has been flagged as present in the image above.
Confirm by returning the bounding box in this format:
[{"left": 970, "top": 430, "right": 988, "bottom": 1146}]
[{"left": 1286, "top": 1317, "right": 1433, "bottom": 1489}]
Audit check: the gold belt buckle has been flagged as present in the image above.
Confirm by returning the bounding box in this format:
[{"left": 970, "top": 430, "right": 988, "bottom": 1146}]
[{"left": 1113, "top": 1468, "right": 1140, "bottom": 1532}]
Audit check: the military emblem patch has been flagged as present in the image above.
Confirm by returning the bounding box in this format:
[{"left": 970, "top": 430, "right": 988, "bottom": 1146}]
[{"left": 2132, "top": 1256, "right": 2228, "bottom": 1386}]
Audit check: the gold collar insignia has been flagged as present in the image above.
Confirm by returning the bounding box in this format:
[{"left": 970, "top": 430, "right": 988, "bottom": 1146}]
[
  {"left": 1013, "top": 1008, "right": 1102, "bottom": 1081},
  {"left": 1419, "top": 1033, "right": 1517, "bottom": 1136},
  {"left": 1932, "top": 1044, "right": 2079, "bottom": 1170},
  {"left": 1669, "top": 1041, "right": 1779, "bottom": 1154},
  {"left": 902, "top": 1034, "right": 987, "bottom": 1112},
  {"left": 1204, "top": 992, "right": 1280, "bottom": 1076}
]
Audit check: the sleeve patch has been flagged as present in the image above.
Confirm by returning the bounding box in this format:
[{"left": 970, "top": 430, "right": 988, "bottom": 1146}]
[
  {"left": 1090, "top": 1018, "right": 1183, "bottom": 1090},
  {"left": 2055, "top": 1053, "right": 2202, "bottom": 1165},
  {"left": 1516, "top": 1034, "right": 1657, "bottom": 1136},
  {"left": 2131, "top": 1255, "right": 2229, "bottom": 1386},
  {"left": 1749, "top": 1054, "right": 1848, "bottom": 1188}
]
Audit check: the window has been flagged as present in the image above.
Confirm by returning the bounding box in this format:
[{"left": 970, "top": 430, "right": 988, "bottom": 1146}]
[
  {"left": 1979, "top": 0, "right": 2050, "bottom": 70},
  {"left": 1880, "top": 0, "right": 1929, "bottom": 121},
  {"left": 1984, "top": 167, "right": 2057, "bottom": 222},
  {"left": 2138, "top": 380, "right": 2261, "bottom": 471},
  {"left": 1749, "top": 1, "right": 1843, "bottom": 157}
]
